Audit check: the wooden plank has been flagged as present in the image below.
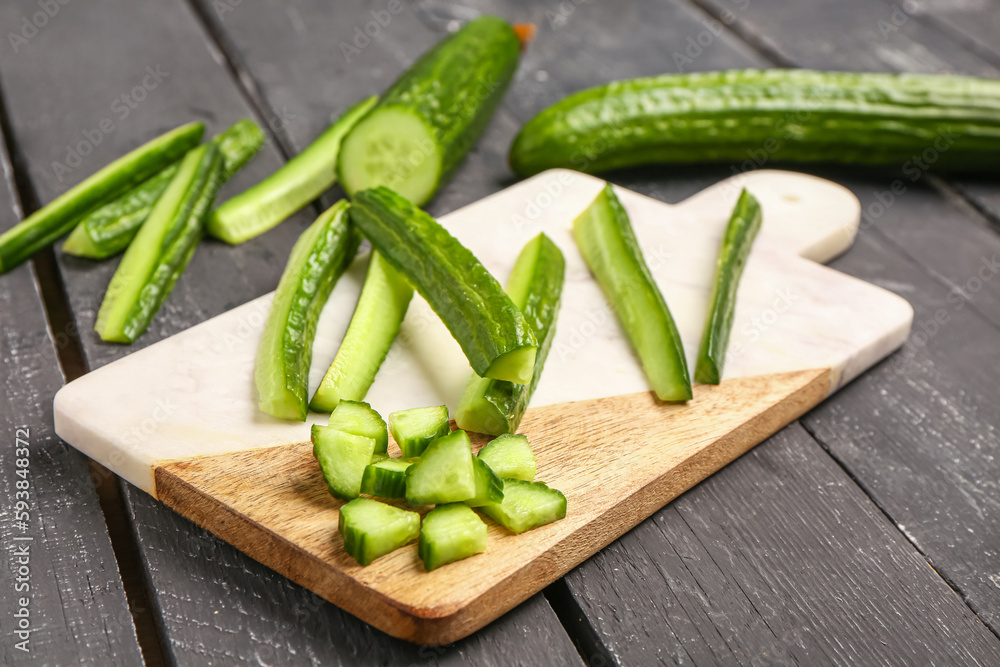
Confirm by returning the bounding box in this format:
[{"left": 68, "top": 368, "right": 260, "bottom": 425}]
[
  {"left": 555, "top": 422, "right": 1000, "bottom": 665},
  {"left": 0, "top": 124, "right": 142, "bottom": 662},
  {"left": 689, "top": 0, "right": 1000, "bottom": 636},
  {"left": 0, "top": 0, "right": 579, "bottom": 660}
]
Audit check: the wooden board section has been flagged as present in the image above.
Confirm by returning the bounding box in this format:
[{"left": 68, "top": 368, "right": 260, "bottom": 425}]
[
  {"left": 153, "top": 370, "right": 828, "bottom": 644},
  {"left": 0, "top": 112, "right": 143, "bottom": 663}
]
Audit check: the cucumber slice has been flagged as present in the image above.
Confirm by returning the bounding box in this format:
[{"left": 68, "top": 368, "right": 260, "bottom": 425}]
[
  {"left": 255, "top": 201, "right": 360, "bottom": 421},
  {"left": 574, "top": 184, "right": 692, "bottom": 402},
  {"left": 388, "top": 405, "right": 450, "bottom": 458},
  {"left": 477, "top": 434, "right": 536, "bottom": 482},
  {"left": 695, "top": 189, "right": 762, "bottom": 384},
  {"left": 480, "top": 478, "right": 566, "bottom": 534},
  {"left": 311, "top": 425, "right": 376, "bottom": 500},
  {"left": 360, "top": 457, "right": 414, "bottom": 499},
  {"left": 418, "top": 503, "right": 488, "bottom": 571},
  {"left": 350, "top": 186, "right": 537, "bottom": 383},
  {"left": 339, "top": 497, "right": 420, "bottom": 566},
  {"left": 337, "top": 17, "right": 520, "bottom": 207},
  {"left": 465, "top": 457, "right": 504, "bottom": 508},
  {"left": 209, "top": 96, "right": 378, "bottom": 244},
  {"left": 456, "top": 234, "right": 565, "bottom": 435},
  {"left": 329, "top": 400, "right": 388, "bottom": 454},
  {"left": 310, "top": 252, "right": 414, "bottom": 413},
  {"left": 404, "top": 430, "right": 475, "bottom": 506}
]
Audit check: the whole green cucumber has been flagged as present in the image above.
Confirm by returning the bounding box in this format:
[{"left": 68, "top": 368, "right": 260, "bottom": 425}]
[
  {"left": 0, "top": 121, "right": 204, "bottom": 273},
  {"left": 510, "top": 69, "right": 1000, "bottom": 175},
  {"left": 338, "top": 16, "right": 520, "bottom": 206},
  {"left": 63, "top": 119, "right": 265, "bottom": 259}
]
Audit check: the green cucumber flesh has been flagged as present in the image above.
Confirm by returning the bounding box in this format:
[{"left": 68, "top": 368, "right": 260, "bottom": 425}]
[
  {"left": 418, "top": 503, "right": 487, "bottom": 571},
  {"left": 404, "top": 430, "right": 475, "bottom": 506},
  {"left": 312, "top": 425, "right": 376, "bottom": 500},
  {"left": 210, "top": 96, "right": 378, "bottom": 245},
  {"left": 476, "top": 434, "right": 536, "bottom": 482},
  {"left": 360, "top": 457, "right": 414, "bottom": 499},
  {"left": 255, "top": 201, "right": 360, "bottom": 420},
  {"left": 456, "top": 233, "right": 565, "bottom": 435},
  {"left": 339, "top": 497, "right": 420, "bottom": 566},
  {"left": 350, "top": 186, "right": 537, "bottom": 383},
  {"left": 0, "top": 121, "right": 203, "bottom": 273},
  {"left": 480, "top": 478, "right": 567, "bottom": 534},
  {"left": 310, "top": 252, "right": 414, "bottom": 413},
  {"left": 370, "top": 453, "right": 390, "bottom": 464},
  {"left": 64, "top": 119, "right": 265, "bottom": 259},
  {"left": 695, "top": 189, "right": 762, "bottom": 384},
  {"left": 388, "top": 405, "right": 450, "bottom": 458},
  {"left": 465, "top": 457, "right": 505, "bottom": 508},
  {"left": 509, "top": 69, "right": 1000, "bottom": 176},
  {"left": 338, "top": 16, "right": 519, "bottom": 207},
  {"left": 573, "top": 184, "right": 692, "bottom": 402},
  {"left": 95, "top": 144, "right": 223, "bottom": 343},
  {"left": 328, "top": 400, "right": 389, "bottom": 454}
]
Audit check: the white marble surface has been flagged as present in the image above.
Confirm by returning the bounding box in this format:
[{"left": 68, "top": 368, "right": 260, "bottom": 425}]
[{"left": 54, "top": 169, "right": 913, "bottom": 495}]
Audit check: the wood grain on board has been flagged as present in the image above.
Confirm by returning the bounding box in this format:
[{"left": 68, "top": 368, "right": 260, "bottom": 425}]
[
  {"left": 154, "top": 369, "right": 829, "bottom": 644},
  {"left": 0, "top": 117, "right": 142, "bottom": 663}
]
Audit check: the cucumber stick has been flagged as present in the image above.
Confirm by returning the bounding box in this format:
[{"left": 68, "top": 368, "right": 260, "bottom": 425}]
[
  {"left": 405, "top": 430, "right": 475, "bottom": 506},
  {"left": 0, "top": 121, "right": 204, "bottom": 273},
  {"left": 573, "top": 184, "right": 692, "bottom": 402},
  {"left": 350, "top": 186, "right": 537, "bottom": 384},
  {"left": 95, "top": 143, "right": 223, "bottom": 343},
  {"left": 312, "top": 425, "right": 376, "bottom": 500},
  {"left": 389, "top": 405, "right": 450, "bottom": 458},
  {"left": 510, "top": 69, "right": 1000, "bottom": 176},
  {"left": 255, "top": 201, "right": 360, "bottom": 420},
  {"left": 418, "top": 504, "right": 487, "bottom": 571},
  {"left": 696, "top": 190, "right": 762, "bottom": 385},
  {"left": 309, "top": 252, "right": 413, "bottom": 413},
  {"left": 209, "top": 96, "right": 378, "bottom": 245},
  {"left": 481, "top": 478, "right": 566, "bottom": 534},
  {"left": 339, "top": 498, "right": 420, "bottom": 566},
  {"left": 338, "top": 16, "right": 519, "bottom": 206},
  {"left": 456, "top": 234, "right": 564, "bottom": 435},
  {"left": 64, "top": 119, "right": 265, "bottom": 259}
]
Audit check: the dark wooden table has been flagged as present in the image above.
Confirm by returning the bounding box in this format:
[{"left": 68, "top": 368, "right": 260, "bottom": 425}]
[{"left": 2, "top": 0, "right": 1000, "bottom": 664}]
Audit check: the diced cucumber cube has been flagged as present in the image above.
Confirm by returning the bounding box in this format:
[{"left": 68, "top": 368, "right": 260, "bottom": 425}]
[
  {"left": 480, "top": 478, "right": 566, "bottom": 534},
  {"left": 360, "top": 457, "right": 414, "bottom": 499},
  {"left": 329, "top": 400, "right": 388, "bottom": 453},
  {"left": 404, "top": 430, "right": 475, "bottom": 505},
  {"left": 312, "top": 425, "right": 376, "bottom": 500},
  {"left": 465, "top": 456, "right": 504, "bottom": 507},
  {"left": 339, "top": 498, "right": 420, "bottom": 566},
  {"left": 389, "top": 405, "right": 450, "bottom": 457},
  {"left": 477, "top": 433, "right": 536, "bottom": 481},
  {"left": 418, "top": 503, "right": 487, "bottom": 571}
]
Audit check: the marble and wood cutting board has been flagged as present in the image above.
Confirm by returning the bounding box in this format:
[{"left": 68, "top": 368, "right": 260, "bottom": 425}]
[{"left": 53, "top": 168, "right": 913, "bottom": 644}]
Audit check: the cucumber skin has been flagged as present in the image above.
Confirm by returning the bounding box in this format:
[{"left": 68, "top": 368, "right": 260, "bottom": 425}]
[
  {"left": 695, "top": 190, "right": 762, "bottom": 385},
  {"left": 350, "top": 186, "right": 537, "bottom": 383},
  {"left": 0, "top": 121, "right": 204, "bottom": 273},
  {"left": 456, "top": 234, "right": 565, "bottom": 435},
  {"left": 256, "top": 201, "right": 361, "bottom": 421},
  {"left": 64, "top": 119, "right": 266, "bottom": 259},
  {"left": 210, "top": 96, "right": 378, "bottom": 245},
  {"left": 309, "top": 252, "right": 414, "bottom": 413},
  {"left": 510, "top": 69, "right": 1000, "bottom": 176},
  {"left": 574, "top": 184, "right": 692, "bottom": 402},
  {"left": 95, "top": 144, "right": 223, "bottom": 343},
  {"left": 338, "top": 16, "right": 519, "bottom": 205}
]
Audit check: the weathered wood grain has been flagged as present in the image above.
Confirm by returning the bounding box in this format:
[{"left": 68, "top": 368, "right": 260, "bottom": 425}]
[
  {"left": 0, "top": 0, "right": 579, "bottom": 661},
  {"left": 687, "top": 0, "right": 1000, "bottom": 638},
  {"left": 153, "top": 369, "right": 829, "bottom": 644},
  {"left": 0, "top": 118, "right": 142, "bottom": 662}
]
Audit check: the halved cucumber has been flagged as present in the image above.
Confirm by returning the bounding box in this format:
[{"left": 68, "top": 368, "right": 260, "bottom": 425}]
[
  {"left": 311, "top": 425, "right": 376, "bottom": 500},
  {"left": 359, "top": 457, "right": 414, "bottom": 499},
  {"left": 418, "top": 503, "right": 488, "bottom": 571},
  {"left": 328, "top": 400, "right": 388, "bottom": 454},
  {"left": 477, "top": 434, "right": 536, "bottom": 482},
  {"left": 310, "top": 252, "right": 413, "bottom": 413},
  {"left": 404, "top": 430, "right": 475, "bottom": 506},
  {"left": 339, "top": 497, "right": 420, "bottom": 566},
  {"left": 389, "top": 405, "right": 450, "bottom": 458},
  {"left": 480, "top": 478, "right": 566, "bottom": 534},
  {"left": 465, "top": 457, "right": 505, "bottom": 508}
]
